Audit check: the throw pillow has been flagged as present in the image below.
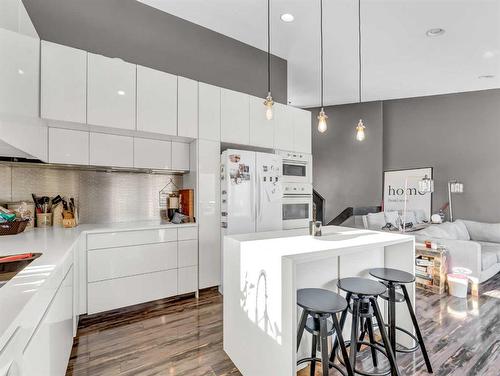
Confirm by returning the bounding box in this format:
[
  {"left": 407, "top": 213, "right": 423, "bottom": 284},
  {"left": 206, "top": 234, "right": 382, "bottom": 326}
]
[
  {"left": 384, "top": 211, "right": 400, "bottom": 228},
  {"left": 454, "top": 220, "right": 471, "bottom": 240},
  {"left": 366, "top": 212, "right": 386, "bottom": 230}
]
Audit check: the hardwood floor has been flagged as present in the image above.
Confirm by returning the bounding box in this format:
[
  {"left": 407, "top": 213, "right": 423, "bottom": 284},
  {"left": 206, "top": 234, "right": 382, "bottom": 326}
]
[{"left": 67, "top": 275, "right": 500, "bottom": 376}]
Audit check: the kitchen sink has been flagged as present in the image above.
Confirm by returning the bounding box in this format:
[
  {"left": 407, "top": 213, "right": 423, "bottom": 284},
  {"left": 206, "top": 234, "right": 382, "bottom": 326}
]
[{"left": 0, "top": 253, "right": 42, "bottom": 288}]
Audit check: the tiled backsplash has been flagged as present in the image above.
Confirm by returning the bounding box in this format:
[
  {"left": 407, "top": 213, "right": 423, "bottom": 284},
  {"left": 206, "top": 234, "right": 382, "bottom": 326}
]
[{"left": 0, "top": 165, "right": 182, "bottom": 224}]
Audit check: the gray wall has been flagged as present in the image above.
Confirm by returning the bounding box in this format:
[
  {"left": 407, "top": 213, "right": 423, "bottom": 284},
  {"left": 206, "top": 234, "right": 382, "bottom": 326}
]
[
  {"left": 384, "top": 89, "right": 500, "bottom": 223},
  {"left": 312, "top": 89, "right": 500, "bottom": 223},
  {"left": 311, "top": 102, "right": 384, "bottom": 223},
  {"left": 22, "top": 0, "right": 287, "bottom": 103},
  {"left": 0, "top": 165, "right": 182, "bottom": 224}
]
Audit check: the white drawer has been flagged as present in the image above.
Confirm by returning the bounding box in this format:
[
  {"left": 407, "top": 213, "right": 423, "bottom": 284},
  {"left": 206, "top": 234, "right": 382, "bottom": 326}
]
[
  {"left": 88, "top": 242, "right": 178, "bottom": 282},
  {"left": 178, "top": 266, "right": 198, "bottom": 295},
  {"left": 177, "top": 226, "right": 198, "bottom": 241},
  {"left": 87, "top": 228, "right": 177, "bottom": 250},
  {"left": 87, "top": 269, "right": 177, "bottom": 314},
  {"left": 178, "top": 240, "right": 198, "bottom": 268}
]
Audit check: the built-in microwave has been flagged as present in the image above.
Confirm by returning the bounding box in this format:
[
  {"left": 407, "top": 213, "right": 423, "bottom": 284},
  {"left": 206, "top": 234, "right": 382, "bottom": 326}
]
[
  {"left": 275, "top": 150, "right": 312, "bottom": 184},
  {"left": 282, "top": 183, "right": 313, "bottom": 229}
]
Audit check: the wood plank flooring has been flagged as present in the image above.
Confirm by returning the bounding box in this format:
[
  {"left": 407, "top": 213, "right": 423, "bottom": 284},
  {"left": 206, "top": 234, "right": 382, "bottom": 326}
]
[{"left": 67, "top": 274, "right": 500, "bottom": 376}]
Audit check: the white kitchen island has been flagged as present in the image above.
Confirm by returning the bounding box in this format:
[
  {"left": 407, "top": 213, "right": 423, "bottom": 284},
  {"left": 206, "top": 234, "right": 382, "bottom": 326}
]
[{"left": 223, "top": 225, "right": 415, "bottom": 376}]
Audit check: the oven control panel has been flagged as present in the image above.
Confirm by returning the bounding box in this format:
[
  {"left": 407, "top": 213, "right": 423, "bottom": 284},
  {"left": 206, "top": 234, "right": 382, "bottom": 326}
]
[{"left": 282, "top": 183, "right": 312, "bottom": 195}]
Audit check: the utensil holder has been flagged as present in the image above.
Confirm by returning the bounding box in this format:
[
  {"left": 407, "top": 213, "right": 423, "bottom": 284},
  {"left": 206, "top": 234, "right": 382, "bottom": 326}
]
[{"left": 36, "top": 213, "right": 52, "bottom": 228}]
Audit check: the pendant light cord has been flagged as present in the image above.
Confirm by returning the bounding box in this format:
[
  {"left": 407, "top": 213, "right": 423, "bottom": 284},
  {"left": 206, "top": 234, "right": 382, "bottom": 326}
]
[
  {"left": 320, "top": 0, "right": 324, "bottom": 108},
  {"left": 267, "top": 0, "right": 271, "bottom": 94},
  {"left": 358, "top": 0, "right": 362, "bottom": 104}
]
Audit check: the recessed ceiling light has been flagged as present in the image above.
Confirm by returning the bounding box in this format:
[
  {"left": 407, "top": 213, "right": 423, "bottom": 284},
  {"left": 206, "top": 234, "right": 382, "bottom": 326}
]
[
  {"left": 17, "top": 69, "right": 24, "bottom": 75},
  {"left": 280, "top": 13, "right": 294, "bottom": 22},
  {"left": 117, "top": 90, "right": 126, "bottom": 96},
  {"left": 426, "top": 28, "right": 445, "bottom": 37},
  {"left": 478, "top": 75, "right": 495, "bottom": 79}
]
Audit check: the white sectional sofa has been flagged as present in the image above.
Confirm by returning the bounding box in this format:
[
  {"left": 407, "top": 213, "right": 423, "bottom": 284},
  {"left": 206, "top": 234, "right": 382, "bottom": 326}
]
[{"left": 414, "top": 220, "right": 500, "bottom": 286}]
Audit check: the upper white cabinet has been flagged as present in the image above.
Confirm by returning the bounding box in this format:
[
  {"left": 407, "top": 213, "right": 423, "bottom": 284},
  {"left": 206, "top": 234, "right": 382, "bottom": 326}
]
[
  {"left": 221, "top": 88, "right": 249, "bottom": 145},
  {"left": 177, "top": 77, "right": 198, "bottom": 138},
  {"left": 198, "top": 82, "right": 220, "bottom": 141},
  {"left": 249, "top": 95, "right": 274, "bottom": 148},
  {"left": 292, "top": 107, "right": 312, "bottom": 153},
  {"left": 87, "top": 53, "right": 136, "bottom": 130},
  {"left": 48, "top": 128, "right": 89, "bottom": 165},
  {"left": 134, "top": 138, "right": 172, "bottom": 169},
  {"left": 172, "top": 141, "right": 190, "bottom": 171},
  {"left": 90, "top": 132, "right": 133, "bottom": 168},
  {"left": 0, "top": 28, "right": 39, "bottom": 117},
  {"left": 274, "top": 103, "right": 294, "bottom": 151},
  {"left": 136, "top": 65, "right": 177, "bottom": 136},
  {"left": 41, "top": 41, "right": 87, "bottom": 124}
]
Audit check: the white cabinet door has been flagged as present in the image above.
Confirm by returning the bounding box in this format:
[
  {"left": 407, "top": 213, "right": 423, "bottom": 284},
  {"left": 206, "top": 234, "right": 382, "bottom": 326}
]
[
  {"left": 172, "top": 141, "right": 190, "bottom": 171},
  {"left": 48, "top": 128, "right": 89, "bottom": 165},
  {"left": 249, "top": 95, "right": 274, "bottom": 148},
  {"left": 198, "top": 139, "right": 221, "bottom": 288},
  {"left": 178, "top": 266, "right": 198, "bottom": 294},
  {"left": 221, "top": 88, "right": 249, "bottom": 145},
  {"left": 87, "top": 53, "right": 136, "bottom": 130},
  {"left": 137, "top": 65, "right": 177, "bottom": 135},
  {"left": 178, "top": 240, "right": 198, "bottom": 268},
  {"left": 274, "top": 103, "right": 294, "bottom": 151},
  {"left": 293, "top": 108, "right": 312, "bottom": 153},
  {"left": 89, "top": 132, "right": 133, "bottom": 168},
  {"left": 134, "top": 138, "right": 172, "bottom": 169},
  {"left": 198, "top": 82, "right": 220, "bottom": 141},
  {"left": 22, "top": 266, "right": 73, "bottom": 376},
  {"left": 177, "top": 77, "right": 198, "bottom": 138},
  {"left": 41, "top": 41, "right": 87, "bottom": 123},
  {"left": 0, "top": 28, "right": 39, "bottom": 117}
]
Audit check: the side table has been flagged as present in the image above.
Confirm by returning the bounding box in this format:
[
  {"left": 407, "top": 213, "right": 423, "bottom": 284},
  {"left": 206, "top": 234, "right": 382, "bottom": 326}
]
[{"left": 415, "top": 243, "right": 448, "bottom": 294}]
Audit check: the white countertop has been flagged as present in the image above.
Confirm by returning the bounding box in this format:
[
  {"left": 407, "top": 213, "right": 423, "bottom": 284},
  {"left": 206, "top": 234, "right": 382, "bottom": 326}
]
[{"left": 0, "top": 221, "right": 197, "bottom": 349}]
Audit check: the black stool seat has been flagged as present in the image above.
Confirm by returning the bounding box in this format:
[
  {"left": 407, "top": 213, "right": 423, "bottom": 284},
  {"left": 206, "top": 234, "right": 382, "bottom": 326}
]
[
  {"left": 337, "top": 277, "right": 386, "bottom": 296},
  {"left": 297, "top": 288, "right": 348, "bottom": 314},
  {"left": 369, "top": 268, "right": 415, "bottom": 283}
]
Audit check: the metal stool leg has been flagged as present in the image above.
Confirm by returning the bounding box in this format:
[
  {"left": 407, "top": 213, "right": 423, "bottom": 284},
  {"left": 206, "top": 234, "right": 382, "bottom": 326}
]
[
  {"left": 366, "top": 316, "right": 378, "bottom": 367},
  {"left": 401, "top": 284, "right": 433, "bottom": 373},
  {"left": 387, "top": 283, "right": 397, "bottom": 376},
  {"left": 349, "top": 299, "right": 360, "bottom": 370},
  {"left": 310, "top": 329, "right": 317, "bottom": 376},
  {"left": 330, "top": 292, "right": 351, "bottom": 363},
  {"left": 357, "top": 317, "right": 366, "bottom": 351},
  {"left": 319, "top": 316, "right": 330, "bottom": 376},
  {"left": 297, "top": 309, "right": 308, "bottom": 351},
  {"left": 332, "top": 314, "right": 354, "bottom": 376},
  {"left": 370, "top": 297, "right": 401, "bottom": 376}
]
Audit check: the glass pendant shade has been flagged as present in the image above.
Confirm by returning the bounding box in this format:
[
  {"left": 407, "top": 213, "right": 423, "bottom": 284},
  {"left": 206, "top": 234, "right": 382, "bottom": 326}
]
[
  {"left": 264, "top": 92, "right": 274, "bottom": 120},
  {"left": 317, "top": 108, "right": 328, "bottom": 133},
  {"left": 355, "top": 119, "right": 365, "bottom": 141},
  {"left": 418, "top": 175, "right": 434, "bottom": 193}
]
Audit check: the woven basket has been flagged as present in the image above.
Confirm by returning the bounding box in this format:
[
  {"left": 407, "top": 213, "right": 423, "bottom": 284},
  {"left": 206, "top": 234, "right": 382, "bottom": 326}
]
[{"left": 0, "top": 219, "right": 29, "bottom": 236}]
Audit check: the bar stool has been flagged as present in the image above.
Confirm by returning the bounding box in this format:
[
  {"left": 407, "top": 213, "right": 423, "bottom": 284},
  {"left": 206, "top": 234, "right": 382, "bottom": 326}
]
[
  {"left": 331, "top": 277, "right": 401, "bottom": 376},
  {"left": 369, "top": 267, "right": 433, "bottom": 374},
  {"left": 297, "top": 288, "right": 354, "bottom": 376}
]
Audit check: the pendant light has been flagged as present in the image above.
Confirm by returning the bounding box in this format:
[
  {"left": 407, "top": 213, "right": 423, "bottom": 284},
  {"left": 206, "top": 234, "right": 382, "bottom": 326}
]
[
  {"left": 317, "top": 0, "right": 328, "bottom": 133},
  {"left": 355, "top": 0, "right": 366, "bottom": 141},
  {"left": 263, "top": 0, "right": 274, "bottom": 120}
]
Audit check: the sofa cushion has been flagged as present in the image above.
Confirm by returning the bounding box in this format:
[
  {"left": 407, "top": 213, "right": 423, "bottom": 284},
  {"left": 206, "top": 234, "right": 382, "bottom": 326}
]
[
  {"left": 481, "top": 250, "right": 498, "bottom": 271},
  {"left": 461, "top": 220, "right": 500, "bottom": 243},
  {"left": 384, "top": 211, "right": 399, "bottom": 228},
  {"left": 366, "top": 212, "right": 386, "bottom": 230},
  {"left": 478, "top": 242, "right": 500, "bottom": 263},
  {"left": 454, "top": 220, "right": 471, "bottom": 240},
  {"left": 416, "top": 224, "right": 451, "bottom": 239}
]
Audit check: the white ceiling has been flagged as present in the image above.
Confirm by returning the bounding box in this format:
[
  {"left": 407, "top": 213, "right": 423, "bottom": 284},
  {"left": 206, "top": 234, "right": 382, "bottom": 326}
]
[{"left": 139, "top": 0, "right": 500, "bottom": 107}]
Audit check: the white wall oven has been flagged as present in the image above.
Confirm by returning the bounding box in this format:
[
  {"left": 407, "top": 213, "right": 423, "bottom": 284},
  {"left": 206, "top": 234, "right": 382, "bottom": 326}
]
[
  {"left": 276, "top": 150, "right": 312, "bottom": 184},
  {"left": 282, "top": 183, "right": 313, "bottom": 229}
]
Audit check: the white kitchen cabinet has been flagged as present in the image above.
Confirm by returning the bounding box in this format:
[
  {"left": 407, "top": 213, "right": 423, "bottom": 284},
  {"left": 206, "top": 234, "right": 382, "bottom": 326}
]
[
  {"left": 177, "top": 226, "right": 198, "bottom": 241},
  {"left": 89, "top": 132, "right": 133, "bottom": 168},
  {"left": 221, "top": 88, "right": 249, "bottom": 145},
  {"left": 177, "top": 76, "right": 198, "bottom": 138},
  {"left": 48, "top": 128, "right": 89, "bottom": 165},
  {"left": 178, "top": 266, "right": 198, "bottom": 294},
  {"left": 87, "top": 228, "right": 177, "bottom": 249},
  {"left": 249, "top": 95, "right": 274, "bottom": 148},
  {"left": 137, "top": 65, "right": 177, "bottom": 135},
  {"left": 198, "top": 82, "right": 220, "bottom": 141},
  {"left": 197, "top": 139, "right": 221, "bottom": 288},
  {"left": 22, "top": 266, "right": 73, "bottom": 376},
  {"left": 178, "top": 240, "right": 198, "bottom": 268},
  {"left": 171, "top": 141, "right": 190, "bottom": 171},
  {"left": 0, "top": 28, "right": 39, "bottom": 117},
  {"left": 41, "top": 41, "right": 87, "bottom": 123},
  {"left": 87, "top": 53, "right": 136, "bottom": 130},
  {"left": 134, "top": 138, "right": 172, "bottom": 169},
  {"left": 274, "top": 103, "right": 294, "bottom": 151},
  {"left": 293, "top": 108, "right": 312, "bottom": 153}
]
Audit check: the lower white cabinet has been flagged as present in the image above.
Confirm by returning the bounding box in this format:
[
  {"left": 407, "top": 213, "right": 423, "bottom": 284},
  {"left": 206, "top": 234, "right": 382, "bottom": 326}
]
[
  {"left": 178, "top": 266, "right": 198, "bottom": 295},
  {"left": 134, "top": 138, "right": 172, "bottom": 169},
  {"left": 22, "top": 266, "right": 74, "bottom": 376},
  {"left": 89, "top": 132, "right": 133, "bottom": 168},
  {"left": 48, "top": 128, "right": 89, "bottom": 165},
  {"left": 178, "top": 240, "right": 197, "bottom": 268}
]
